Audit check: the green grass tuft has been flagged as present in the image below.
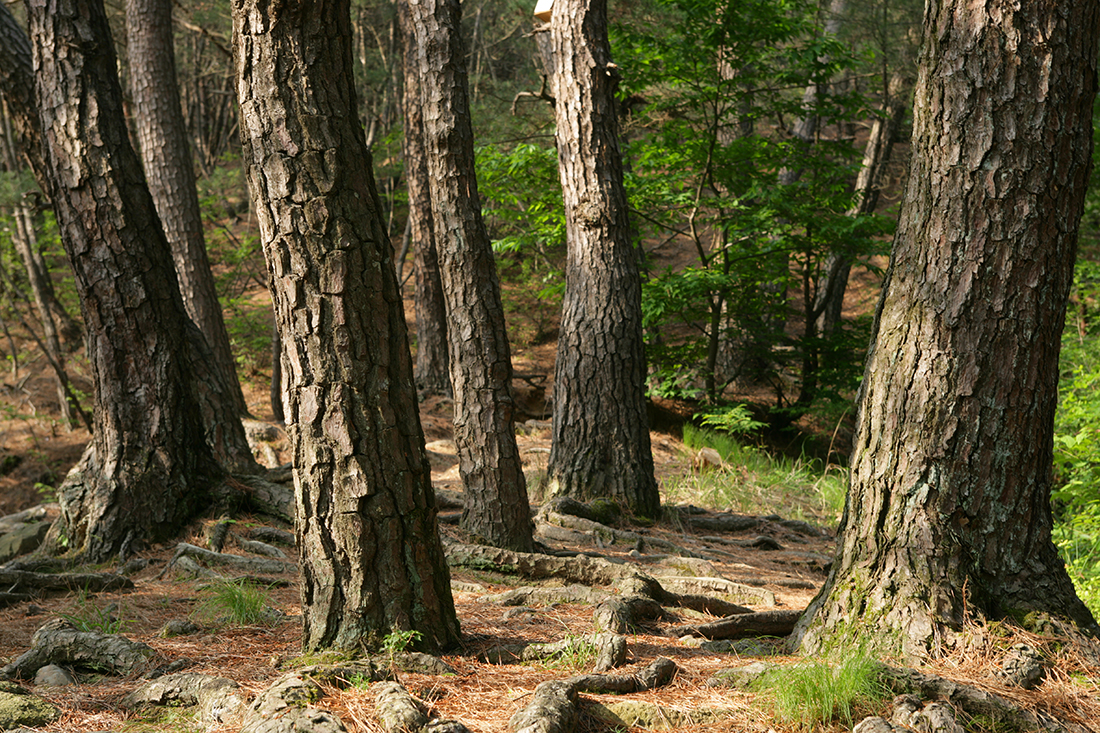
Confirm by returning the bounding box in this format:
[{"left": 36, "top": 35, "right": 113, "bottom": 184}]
[
  {"left": 195, "top": 580, "right": 279, "bottom": 627},
  {"left": 751, "top": 652, "right": 889, "bottom": 730}
]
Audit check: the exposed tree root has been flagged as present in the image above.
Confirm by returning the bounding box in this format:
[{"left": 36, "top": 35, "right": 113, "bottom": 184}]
[
  {"left": 882, "top": 666, "right": 1088, "bottom": 733},
  {"left": 0, "top": 620, "right": 158, "bottom": 680},
  {"left": 160, "top": 542, "right": 296, "bottom": 577},
  {"left": 509, "top": 658, "right": 679, "bottom": 733},
  {"left": 668, "top": 609, "right": 803, "bottom": 639},
  {"left": 483, "top": 632, "right": 626, "bottom": 672},
  {"left": 375, "top": 681, "right": 428, "bottom": 732},
  {"left": 123, "top": 672, "right": 245, "bottom": 725},
  {"left": 536, "top": 509, "right": 706, "bottom": 559},
  {"left": 0, "top": 568, "right": 132, "bottom": 595},
  {"left": 239, "top": 672, "right": 346, "bottom": 733}
]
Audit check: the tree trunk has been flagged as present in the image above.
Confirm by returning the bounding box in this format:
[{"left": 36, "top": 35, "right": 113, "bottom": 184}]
[
  {"left": 396, "top": 0, "right": 449, "bottom": 399},
  {"left": 27, "top": 0, "right": 223, "bottom": 562},
  {"left": 813, "top": 72, "right": 908, "bottom": 339},
  {"left": 126, "top": 0, "right": 248, "bottom": 418},
  {"left": 232, "top": 0, "right": 460, "bottom": 653},
  {"left": 407, "top": 0, "right": 535, "bottom": 552},
  {"left": 791, "top": 0, "right": 1100, "bottom": 658},
  {"left": 0, "top": 4, "right": 49, "bottom": 190},
  {"left": 542, "top": 0, "right": 660, "bottom": 520}
]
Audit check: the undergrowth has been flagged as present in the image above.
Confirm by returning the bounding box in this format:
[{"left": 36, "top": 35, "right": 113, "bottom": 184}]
[
  {"left": 667, "top": 424, "right": 846, "bottom": 527},
  {"left": 195, "top": 580, "right": 280, "bottom": 627},
  {"left": 751, "top": 650, "right": 890, "bottom": 730}
]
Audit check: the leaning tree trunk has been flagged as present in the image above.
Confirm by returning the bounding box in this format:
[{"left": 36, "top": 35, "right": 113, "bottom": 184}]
[
  {"left": 791, "top": 0, "right": 1100, "bottom": 658},
  {"left": 542, "top": 0, "right": 659, "bottom": 520},
  {"left": 396, "top": 0, "right": 449, "bottom": 398},
  {"left": 28, "top": 0, "right": 223, "bottom": 562},
  {"left": 127, "top": 0, "right": 248, "bottom": 418},
  {"left": 233, "top": 0, "right": 460, "bottom": 653},
  {"left": 407, "top": 0, "right": 534, "bottom": 552}
]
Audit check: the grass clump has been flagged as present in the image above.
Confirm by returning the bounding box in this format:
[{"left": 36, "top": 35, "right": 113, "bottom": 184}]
[
  {"left": 61, "top": 590, "right": 128, "bottom": 634},
  {"left": 669, "top": 424, "right": 846, "bottom": 526},
  {"left": 751, "top": 651, "right": 889, "bottom": 730},
  {"left": 195, "top": 580, "right": 279, "bottom": 627}
]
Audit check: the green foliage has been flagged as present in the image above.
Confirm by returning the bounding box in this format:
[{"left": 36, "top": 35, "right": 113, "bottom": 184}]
[
  {"left": 671, "top": 424, "right": 845, "bottom": 524},
  {"left": 1054, "top": 254, "right": 1100, "bottom": 617},
  {"left": 751, "top": 650, "right": 889, "bottom": 730},
  {"left": 195, "top": 580, "right": 279, "bottom": 627},
  {"left": 698, "top": 404, "right": 767, "bottom": 436},
  {"left": 380, "top": 628, "right": 422, "bottom": 656},
  {"left": 477, "top": 142, "right": 565, "bottom": 345},
  {"left": 616, "top": 0, "right": 892, "bottom": 410}
]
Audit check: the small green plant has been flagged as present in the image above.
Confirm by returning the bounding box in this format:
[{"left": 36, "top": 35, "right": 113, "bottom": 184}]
[
  {"left": 61, "top": 590, "right": 128, "bottom": 634},
  {"left": 698, "top": 404, "right": 767, "bottom": 436},
  {"left": 751, "top": 651, "right": 889, "bottom": 730},
  {"left": 195, "top": 580, "right": 278, "bottom": 627},
  {"left": 380, "top": 628, "right": 423, "bottom": 657}
]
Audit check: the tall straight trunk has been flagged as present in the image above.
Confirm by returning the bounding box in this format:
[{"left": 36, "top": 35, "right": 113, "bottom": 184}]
[
  {"left": 793, "top": 0, "right": 1100, "bottom": 657},
  {"left": 813, "top": 73, "right": 908, "bottom": 338},
  {"left": 542, "top": 0, "right": 659, "bottom": 520},
  {"left": 233, "top": 0, "right": 460, "bottom": 653},
  {"left": 407, "top": 0, "right": 534, "bottom": 552},
  {"left": 127, "top": 0, "right": 248, "bottom": 418},
  {"left": 397, "top": 0, "right": 449, "bottom": 398},
  {"left": 28, "top": 0, "right": 222, "bottom": 562}
]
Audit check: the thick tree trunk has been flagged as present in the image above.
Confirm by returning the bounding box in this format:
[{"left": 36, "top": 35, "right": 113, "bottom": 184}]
[
  {"left": 792, "top": 0, "right": 1100, "bottom": 658},
  {"left": 543, "top": 0, "right": 659, "bottom": 520},
  {"left": 396, "top": 0, "right": 449, "bottom": 398},
  {"left": 127, "top": 0, "right": 248, "bottom": 418},
  {"left": 233, "top": 0, "right": 460, "bottom": 653},
  {"left": 407, "top": 0, "right": 534, "bottom": 552},
  {"left": 28, "top": 0, "right": 223, "bottom": 562}
]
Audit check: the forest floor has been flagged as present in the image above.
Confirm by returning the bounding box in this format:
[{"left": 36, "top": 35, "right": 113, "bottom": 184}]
[
  {"left": 0, "top": 370, "right": 1093, "bottom": 732},
  {"left": 0, "top": 247, "right": 1092, "bottom": 731}
]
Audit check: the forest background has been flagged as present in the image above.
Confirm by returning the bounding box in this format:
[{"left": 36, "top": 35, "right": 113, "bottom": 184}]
[{"left": 0, "top": 0, "right": 1098, "bottom": 618}]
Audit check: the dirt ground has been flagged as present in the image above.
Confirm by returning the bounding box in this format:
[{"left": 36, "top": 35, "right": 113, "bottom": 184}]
[{"left": 0, "top": 264, "right": 1093, "bottom": 732}]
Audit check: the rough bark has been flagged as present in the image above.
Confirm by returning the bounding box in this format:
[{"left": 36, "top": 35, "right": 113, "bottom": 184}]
[
  {"left": 396, "top": 0, "right": 449, "bottom": 398},
  {"left": 792, "top": 0, "right": 1100, "bottom": 658},
  {"left": 127, "top": 0, "right": 248, "bottom": 418},
  {"left": 407, "top": 0, "right": 534, "bottom": 552},
  {"left": 28, "top": 0, "right": 224, "bottom": 562},
  {"left": 0, "top": 4, "right": 48, "bottom": 188},
  {"left": 543, "top": 0, "right": 659, "bottom": 519},
  {"left": 232, "top": 0, "right": 459, "bottom": 653}
]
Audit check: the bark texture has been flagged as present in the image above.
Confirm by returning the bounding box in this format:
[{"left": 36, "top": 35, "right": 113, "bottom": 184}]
[
  {"left": 544, "top": 0, "right": 659, "bottom": 519},
  {"left": 233, "top": 0, "right": 460, "bottom": 653},
  {"left": 0, "top": 4, "right": 48, "bottom": 188},
  {"left": 792, "top": 0, "right": 1100, "bottom": 657},
  {"left": 127, "top": 0, "right": 247, "bottom": 418},
  {"left": 408, "top": 0, "right": 534, "bottom": 552},
  {"left": 397, "top": 0, "right": 449, "bottom": 398},
  {"left": 29, "top": 0, "right": 222, "bottom": 562}
]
